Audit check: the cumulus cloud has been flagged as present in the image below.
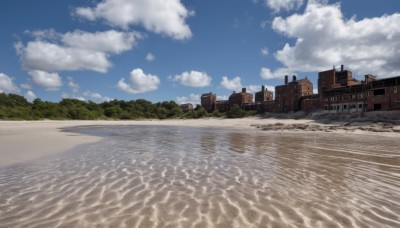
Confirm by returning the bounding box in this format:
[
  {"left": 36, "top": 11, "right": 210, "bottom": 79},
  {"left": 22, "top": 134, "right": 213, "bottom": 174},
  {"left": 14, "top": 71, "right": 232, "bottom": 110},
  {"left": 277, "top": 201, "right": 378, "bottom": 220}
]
[
  {"left": 266, "top": 0, "right": 400, "bottom": 78},
  {"left": 28, "top": 70, "right": 63, "bottom": 91},
  {"left": 61, "top": 93, "right": 86, "bottom": 101},
  {"left": 220, "top": 76, "right": 243, "bottom": 91},
  {"left": 170, "top": 71, "right": 211, "bottom": 87},
  {"left": 217, "top": 95, "right": 229, "bottom": 101},
  {"left": 67, "top": 76, "right": 80, "bottom": 93},
  {"left": 266, "top": 0, "right": 303, "bottom": 12},
  {"left": 176, "top": 93, "right": 200, "bottom": 105},
  {"left": 0, "top": 73, "right": 21, "bottom": 94},
  {"left": 24, "top": 90, "right": 37, "bottom": 102},
  {"left": 61, "top": 30, "right": 140, "bottom": 54},
  {"left": 260, "top": 47, "right": 269, "bottom": 56},
  {"left": 117, "top": 68, "right": 160, "bottom": 94},
  {"left": 75, "top": 0, "right": 193, "bottom": 40},
  {"left": 146, "top": 53, "right": 155, "bottom": 62},
  {"left": 247, "top": 84, "right": 275, "bottom": 94},
  {"left": 83, "top": 91, "right": 112, "bottom": 102},
  {"left": 16, "top": 30, "right": 139, "bottom": 73},
  {"left": 20, "top": 83, "right": 32, "bottom": 90},
  {"left": 260, "top": 67, "right": 295, "bottom": 80}
]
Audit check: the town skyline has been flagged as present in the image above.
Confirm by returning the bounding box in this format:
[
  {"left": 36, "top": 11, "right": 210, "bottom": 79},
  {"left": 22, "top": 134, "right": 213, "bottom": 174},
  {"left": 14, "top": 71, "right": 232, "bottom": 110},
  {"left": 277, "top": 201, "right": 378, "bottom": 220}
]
[{"left": 1, "top": 0, "right": 400, "bottom": 105}]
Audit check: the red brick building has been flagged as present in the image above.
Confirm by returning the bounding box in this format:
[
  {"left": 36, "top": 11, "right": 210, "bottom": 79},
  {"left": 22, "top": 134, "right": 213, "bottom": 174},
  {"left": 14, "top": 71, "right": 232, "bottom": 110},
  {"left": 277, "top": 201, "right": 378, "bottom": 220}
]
[
  {"left": 201, "top": 92, "right": 216, "bottom": 112},
  {"left": 318, "top": 65, "right": 361, "bottom": 96},
  {"left": 319, "top": 67, "right": 400, "bottom": 113},
  {"left": 200, "top": 65, "right": 400, "bottom": 114},
  {"left": 275, "top": 75, "right": 313, "bottom": 112},
  {"left": 255, "top": 85, "right": 273, "bottom": 102},
  {"left": 229, "top": 88, "right": 253, "bottom": 108}
]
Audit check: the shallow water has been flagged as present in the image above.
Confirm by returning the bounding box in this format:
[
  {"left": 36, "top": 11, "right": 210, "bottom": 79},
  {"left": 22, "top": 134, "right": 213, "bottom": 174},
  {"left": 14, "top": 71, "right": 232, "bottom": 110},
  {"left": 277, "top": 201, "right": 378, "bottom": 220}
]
[{"left": 0, "top": 125, "right": 399, "bottom": 227}]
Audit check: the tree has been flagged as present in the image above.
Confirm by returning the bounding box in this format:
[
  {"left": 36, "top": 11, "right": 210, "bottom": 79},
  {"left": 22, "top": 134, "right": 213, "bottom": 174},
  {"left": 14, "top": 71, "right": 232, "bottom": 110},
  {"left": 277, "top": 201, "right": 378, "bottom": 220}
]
[{"left": 226, "top": 105, "right": 246, "bottom": 118}]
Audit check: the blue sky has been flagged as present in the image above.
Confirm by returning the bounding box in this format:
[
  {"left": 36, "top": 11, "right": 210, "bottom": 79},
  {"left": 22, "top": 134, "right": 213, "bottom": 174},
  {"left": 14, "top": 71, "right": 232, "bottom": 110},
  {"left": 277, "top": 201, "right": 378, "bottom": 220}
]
[{"left": 1, "top": 0, "right": 400, "bottom": 104}]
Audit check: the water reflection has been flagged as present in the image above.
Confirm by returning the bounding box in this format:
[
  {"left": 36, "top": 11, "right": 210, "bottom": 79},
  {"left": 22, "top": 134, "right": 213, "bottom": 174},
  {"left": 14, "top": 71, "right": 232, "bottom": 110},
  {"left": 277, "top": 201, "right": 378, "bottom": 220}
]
[{"left": 0, "top": 126, "right": 399, "bottom": 227}]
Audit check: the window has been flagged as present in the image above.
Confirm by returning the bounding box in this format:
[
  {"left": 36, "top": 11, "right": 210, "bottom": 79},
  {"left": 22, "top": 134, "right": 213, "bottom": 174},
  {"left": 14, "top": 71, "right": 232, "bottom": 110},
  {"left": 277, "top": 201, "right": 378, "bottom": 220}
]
[
  {"left": 324, "top": 106, "right": 328, "bottom": 110},
  {"left": 343, "top": 105, "right": 347, "bottom": 109},
  {"left": 374, "top": 89, "right": 385, "bottom": 96},
  {"left": 395, "top": 87, "right": 398, "bottom": 94},
  {"left": 359, "top": 104, "right": 363, "bottom": 109}
]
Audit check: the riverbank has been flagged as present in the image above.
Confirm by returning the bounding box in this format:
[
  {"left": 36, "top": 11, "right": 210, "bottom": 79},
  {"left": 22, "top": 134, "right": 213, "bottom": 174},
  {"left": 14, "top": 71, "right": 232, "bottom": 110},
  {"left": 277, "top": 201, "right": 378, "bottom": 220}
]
[{"left": 1, "top": 118, "right": 399, "bottom": 167}]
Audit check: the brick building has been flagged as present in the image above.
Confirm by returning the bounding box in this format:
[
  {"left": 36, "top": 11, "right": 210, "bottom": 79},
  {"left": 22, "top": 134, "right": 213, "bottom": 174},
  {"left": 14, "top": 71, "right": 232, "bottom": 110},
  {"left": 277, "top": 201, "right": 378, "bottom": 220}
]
[
  {"left": 199, "top": 65, "right": 400, "bottom": 114},
  {"left": 180, "top": 103, "right": 193, "bottom": 112},
  {"left": 319, "top": 67, "right": 400, "bottom": 113},
  {"left": 255, "top": 85, "right": 273, "bottom": 102},
  {"left": 229, "top": 88, "right": 253, "bottom": 108},
  {"left": 318, "top": 65, "right": 361, "bottom": 96},
  {"left": 365, "top": 77, "right": 400, "bottom": 111},
  {"left": 216, "top": 100, "right": 229, "bottom": 112},
  {"left": 201, "top": 92, "right": 216, "bottom": 112},
  {"left": 275, "top": 75, "right": 313, "bottom": 112}
]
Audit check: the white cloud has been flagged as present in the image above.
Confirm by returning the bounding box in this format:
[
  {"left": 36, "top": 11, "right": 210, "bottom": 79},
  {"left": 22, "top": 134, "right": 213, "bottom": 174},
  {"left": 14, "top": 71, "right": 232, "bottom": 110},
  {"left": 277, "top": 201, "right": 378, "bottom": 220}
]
[
  {"left": 260, "top": 67, "right": 295, "bottom": 80},
  {"left": 176, "top": 93, "right": 200, "bottom": 105},
  {"left": 170, "top": 71, "right": 211, "bottom": 87},
  {"left": 217, "top": 95, "right": 229, "bottom": 101},
  {"left": 75, "top": 0, "right": 193, "bottom": 40},
  {"left": 17, "top": 30, "right": 138, "bottom": 73},
  {"left": 146, "top": 53, "right": 155, "bottom": 62},
  {"left": 266, "top": 0, "right": 303, "bottom": 12},
  {"left": 28, "top": 70, "right": 63, "bottom": 91},
  {"left": 0, "top": 73, "right": 21, "bottom": 94},
  {"left": 247, "top": 85, "right": 275, "bottom": 94},
  {"left": 220, "top": 76, "right": 242, "bottom": 91},
  {"left": 20, "top": 83, "right": 32, "bottom": 90},
  {"left": 62, "top": 30, "right": 140, "bottom": 54},
  {"left": 269, "top": 1, "right": 400, "bottom": 78},
  {"left": 83, "top": 91, "right": 112, "bottom": 102},
  {"left": 260, "top": 47, "right": 269, "bottom": 56},
  {"left": 117, "top": 68, "right": 160, "bottom": 94},
  {"left": 67, "top": 76, "right": 80, "bottom": 93},
  {"left": 24, "top": 90, "right": 36, "bottom": 102},
  {"left": 62, "top": 93, "right": 86, "bottom": 101}
]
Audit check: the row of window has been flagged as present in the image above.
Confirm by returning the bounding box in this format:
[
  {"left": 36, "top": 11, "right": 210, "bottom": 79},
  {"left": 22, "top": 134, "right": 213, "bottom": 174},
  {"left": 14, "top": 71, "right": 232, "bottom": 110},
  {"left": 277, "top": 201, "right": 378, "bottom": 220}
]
[{"left": 324, "top": 103, "right": 366, "bottom": 111}]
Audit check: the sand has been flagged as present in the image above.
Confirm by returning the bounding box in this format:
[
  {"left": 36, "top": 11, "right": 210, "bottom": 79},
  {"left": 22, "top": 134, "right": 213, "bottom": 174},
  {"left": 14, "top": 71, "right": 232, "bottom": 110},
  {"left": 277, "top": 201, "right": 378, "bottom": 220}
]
[
  {"left": 1, "top": 119, "right": 399, "bottom": 227},
  {"left": 0, "top": 118, "right": 398, "bottom": 167}
]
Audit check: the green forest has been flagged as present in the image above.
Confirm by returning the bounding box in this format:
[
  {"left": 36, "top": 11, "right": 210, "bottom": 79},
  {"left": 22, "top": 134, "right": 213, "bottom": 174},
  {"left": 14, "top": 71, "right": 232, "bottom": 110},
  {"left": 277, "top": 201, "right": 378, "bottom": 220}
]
[{"left": 0, "top": 93, "right": 253, "bottom": 120}]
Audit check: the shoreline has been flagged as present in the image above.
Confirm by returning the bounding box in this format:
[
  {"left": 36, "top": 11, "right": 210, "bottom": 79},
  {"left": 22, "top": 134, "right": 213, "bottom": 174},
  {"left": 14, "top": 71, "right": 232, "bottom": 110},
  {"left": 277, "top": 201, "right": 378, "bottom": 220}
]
[{"left": 1, "top": 118, "right": 398, "bottom": 167}]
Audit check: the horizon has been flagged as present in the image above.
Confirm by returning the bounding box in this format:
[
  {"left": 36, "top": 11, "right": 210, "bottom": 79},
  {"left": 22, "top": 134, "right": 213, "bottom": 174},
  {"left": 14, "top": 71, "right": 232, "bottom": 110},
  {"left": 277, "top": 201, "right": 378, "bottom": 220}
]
[{"left": 1, "top": 0, "right": 400, "bottom": 105}]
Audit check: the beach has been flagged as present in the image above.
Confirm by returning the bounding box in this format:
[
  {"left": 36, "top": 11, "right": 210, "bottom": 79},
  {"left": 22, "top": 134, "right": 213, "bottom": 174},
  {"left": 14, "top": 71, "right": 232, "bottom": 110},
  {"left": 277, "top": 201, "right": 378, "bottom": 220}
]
[
  {"left": 0, "top": 118, "right": 399, "bottom": 167},
  {"left": 1, "top": 119, "right": 400, "bottom": 227}
]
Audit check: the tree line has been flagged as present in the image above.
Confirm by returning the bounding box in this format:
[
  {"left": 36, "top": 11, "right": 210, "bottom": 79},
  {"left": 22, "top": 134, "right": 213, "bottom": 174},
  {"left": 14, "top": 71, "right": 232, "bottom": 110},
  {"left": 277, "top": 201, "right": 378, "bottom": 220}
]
[{"left": 0, "top": 93, "right": 255, "bottom": 120}]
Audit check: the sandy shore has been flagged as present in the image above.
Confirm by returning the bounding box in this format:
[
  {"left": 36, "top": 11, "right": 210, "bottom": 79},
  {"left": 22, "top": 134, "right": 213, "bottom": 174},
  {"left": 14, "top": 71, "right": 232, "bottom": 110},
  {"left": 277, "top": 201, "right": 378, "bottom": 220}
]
[{"left": 1, "top": 118, "right": 398, "bottom": 167}]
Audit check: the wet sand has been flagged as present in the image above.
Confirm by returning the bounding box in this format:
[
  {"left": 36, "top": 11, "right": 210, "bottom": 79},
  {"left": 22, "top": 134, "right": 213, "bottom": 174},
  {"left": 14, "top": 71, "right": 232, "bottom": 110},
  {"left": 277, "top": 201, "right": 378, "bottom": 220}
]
[
  {"left": 0, "top": 125, "right": 399, "bottom": 227},
  {"left": 0, "top": 118, "right": 399, "bottom": 167}
]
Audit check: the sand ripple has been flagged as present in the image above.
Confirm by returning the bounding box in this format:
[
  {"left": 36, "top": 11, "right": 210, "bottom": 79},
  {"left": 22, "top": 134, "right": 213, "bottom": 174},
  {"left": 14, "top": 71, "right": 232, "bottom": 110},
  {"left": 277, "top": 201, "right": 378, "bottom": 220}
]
[{"left": 0, "top": 126, "right": 399, "bottom": 227}]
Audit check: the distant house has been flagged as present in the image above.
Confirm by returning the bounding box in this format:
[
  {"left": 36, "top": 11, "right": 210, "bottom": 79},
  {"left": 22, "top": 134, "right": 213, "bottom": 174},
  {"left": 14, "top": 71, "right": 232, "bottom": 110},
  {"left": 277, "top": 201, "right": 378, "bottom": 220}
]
[
  {"left": 229, "top": 88, "right": 253, "bottom": 108},
  {"left": 201, "top": 92, "right": 216, "bottom": 112},
  {"left": 275, "top": 75, "right": 313, "bottom": 112},
  {"left": 180, "top": 103, "right": 193, "bottom": 112},
  {"left": 255, "top": 85, "right": 273, "bottom": 103},
  {"left": 198, "top": 65, "right": 400, "bottom": 114}
]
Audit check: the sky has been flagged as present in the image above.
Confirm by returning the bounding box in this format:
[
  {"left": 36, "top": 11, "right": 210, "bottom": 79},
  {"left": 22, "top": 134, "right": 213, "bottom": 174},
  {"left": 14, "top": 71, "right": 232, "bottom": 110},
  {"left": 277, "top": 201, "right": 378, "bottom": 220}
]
[{"left": 1, "top": 0, "right": 400, "bottom": 105}]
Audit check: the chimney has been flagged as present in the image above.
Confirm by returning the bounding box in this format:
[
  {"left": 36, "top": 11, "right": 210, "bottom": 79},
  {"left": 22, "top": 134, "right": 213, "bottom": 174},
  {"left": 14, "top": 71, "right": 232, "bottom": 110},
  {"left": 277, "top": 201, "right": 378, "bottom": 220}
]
[
  {"left": 292, "top": 75, "right": 297, "bottom": 81},
  {"left": 341, "top": 64, "right": 344, "bottom": 72},
  {"left": 242, "top": 87, "right": 246, "bottom": 93},
  {"left": 262, "top": 85, "right": 265, "bottom": 92},
  {"left": 285, "top": 75, "right": 288, "bottom": 85}
]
